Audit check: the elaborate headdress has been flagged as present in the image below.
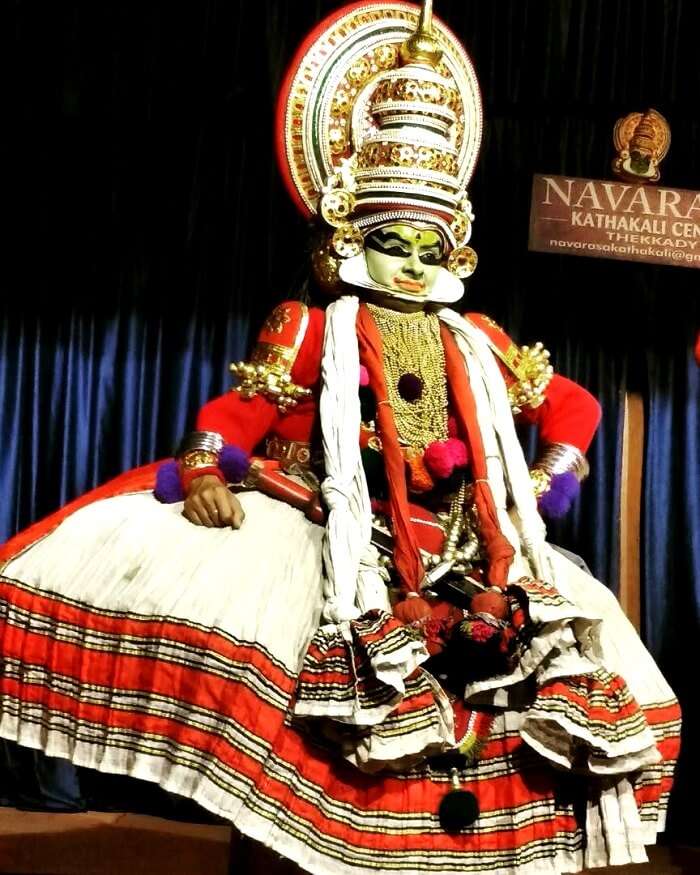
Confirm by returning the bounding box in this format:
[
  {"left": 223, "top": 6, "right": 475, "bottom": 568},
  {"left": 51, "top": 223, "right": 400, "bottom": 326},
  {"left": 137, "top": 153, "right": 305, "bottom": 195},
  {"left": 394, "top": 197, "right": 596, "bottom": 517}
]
[{"left": 276, "top": 0, "right": 483, "bottom": 302}]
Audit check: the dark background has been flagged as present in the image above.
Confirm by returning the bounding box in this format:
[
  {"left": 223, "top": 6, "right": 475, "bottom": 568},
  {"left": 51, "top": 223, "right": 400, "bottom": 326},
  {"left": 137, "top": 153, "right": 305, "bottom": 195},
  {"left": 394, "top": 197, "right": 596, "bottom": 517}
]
[{"left": 5, "top": 0, "right": 700, "bottom": 844}]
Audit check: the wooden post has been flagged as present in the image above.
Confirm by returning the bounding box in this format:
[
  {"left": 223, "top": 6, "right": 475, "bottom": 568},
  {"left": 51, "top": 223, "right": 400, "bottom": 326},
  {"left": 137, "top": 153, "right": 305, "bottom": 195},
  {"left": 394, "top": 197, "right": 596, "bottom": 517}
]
[{"left": 618, "top": 392, "right": 644, "bottom": 631}]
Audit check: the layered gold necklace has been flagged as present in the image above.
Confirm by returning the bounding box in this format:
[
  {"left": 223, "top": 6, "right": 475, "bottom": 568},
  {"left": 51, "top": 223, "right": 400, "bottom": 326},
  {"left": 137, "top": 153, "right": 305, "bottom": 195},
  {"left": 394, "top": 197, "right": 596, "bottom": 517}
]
[{"left": 366, "top": 304, "right": 449, "bottom": 449}]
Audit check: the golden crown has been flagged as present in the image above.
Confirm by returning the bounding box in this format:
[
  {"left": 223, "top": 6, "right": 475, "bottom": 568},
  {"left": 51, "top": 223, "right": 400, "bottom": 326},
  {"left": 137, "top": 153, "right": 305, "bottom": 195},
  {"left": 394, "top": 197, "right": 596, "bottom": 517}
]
[{"left": 276, "top": 1, "right": 483, "bottom": 285}]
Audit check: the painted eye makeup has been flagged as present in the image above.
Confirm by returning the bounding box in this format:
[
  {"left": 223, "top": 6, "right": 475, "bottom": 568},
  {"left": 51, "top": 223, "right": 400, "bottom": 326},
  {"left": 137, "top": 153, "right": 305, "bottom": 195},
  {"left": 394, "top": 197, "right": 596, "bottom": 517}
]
[
  {"left": 366, "top": 231, "right": 444, "bottom": 264},
  {"left": 418, "top": 247, "right": 443, "bottom": 265},
  {"left": 366, "top": 232, "right": 410, "bottom": 257}
]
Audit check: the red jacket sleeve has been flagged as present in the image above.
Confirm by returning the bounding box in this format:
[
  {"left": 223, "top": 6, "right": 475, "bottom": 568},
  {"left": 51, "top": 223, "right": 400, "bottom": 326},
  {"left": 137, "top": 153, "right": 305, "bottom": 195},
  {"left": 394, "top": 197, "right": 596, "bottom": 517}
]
[
  {"left": 517, "top": 373, "right": 601, "bottom": 455},
  {"left": 196, "top": 301, "right": 325, "bottom": 452},
  {"left": 196, "top": 394, "right": 279, "bottom": 453},
  {"left": 466, "top": 312, "right": 601, "bottom": 455}
]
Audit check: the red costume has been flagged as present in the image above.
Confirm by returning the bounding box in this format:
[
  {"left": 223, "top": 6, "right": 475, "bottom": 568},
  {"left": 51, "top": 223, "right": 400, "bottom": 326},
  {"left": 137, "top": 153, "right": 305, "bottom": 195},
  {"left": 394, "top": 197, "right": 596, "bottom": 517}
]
[{"left": 199, "top": 301, "right": 601, "bottom": 458}]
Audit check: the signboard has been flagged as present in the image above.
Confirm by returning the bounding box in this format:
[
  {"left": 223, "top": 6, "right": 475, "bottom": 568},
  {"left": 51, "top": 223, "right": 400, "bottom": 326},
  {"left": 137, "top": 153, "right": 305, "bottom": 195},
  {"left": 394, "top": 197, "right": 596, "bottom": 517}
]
[{"left": 529, "top": 174, "right": 700, "bottom": 269}]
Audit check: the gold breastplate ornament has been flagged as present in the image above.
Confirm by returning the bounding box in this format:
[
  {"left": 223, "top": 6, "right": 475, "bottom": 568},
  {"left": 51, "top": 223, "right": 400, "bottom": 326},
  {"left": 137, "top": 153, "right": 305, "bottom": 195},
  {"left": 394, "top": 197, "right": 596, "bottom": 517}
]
[{"left": 366, "top": 304, "right": 449, "bottom": 449}]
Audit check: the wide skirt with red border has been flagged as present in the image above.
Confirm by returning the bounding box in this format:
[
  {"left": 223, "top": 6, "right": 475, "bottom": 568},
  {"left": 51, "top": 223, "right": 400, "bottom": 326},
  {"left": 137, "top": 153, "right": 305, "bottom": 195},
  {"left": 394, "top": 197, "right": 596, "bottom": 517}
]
[{"left": 0, "top": 470, "right": 681, "bottom": 874}]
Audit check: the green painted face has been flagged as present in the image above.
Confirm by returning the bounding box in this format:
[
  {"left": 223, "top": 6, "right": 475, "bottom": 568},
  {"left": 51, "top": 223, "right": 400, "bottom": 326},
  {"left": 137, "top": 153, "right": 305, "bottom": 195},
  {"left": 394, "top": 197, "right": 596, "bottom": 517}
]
[{"left": 364, "top": 223, "right": 445, "bottom": 297}]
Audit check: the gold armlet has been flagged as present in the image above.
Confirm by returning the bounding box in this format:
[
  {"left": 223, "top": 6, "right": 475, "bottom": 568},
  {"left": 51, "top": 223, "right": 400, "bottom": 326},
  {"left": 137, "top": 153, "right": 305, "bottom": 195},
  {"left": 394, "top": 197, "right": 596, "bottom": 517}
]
[
  {"left": 180, "top": 450, "right": 219, "bottom": 470},
  {"left": 504, "top": 342, "right": 554, "bottom": 414},
  {"left": 230, "top": 304, "right": 311, "bottom": 414},
  {"left": 230, "top": 359, "right": 312, "bottom": 413}
]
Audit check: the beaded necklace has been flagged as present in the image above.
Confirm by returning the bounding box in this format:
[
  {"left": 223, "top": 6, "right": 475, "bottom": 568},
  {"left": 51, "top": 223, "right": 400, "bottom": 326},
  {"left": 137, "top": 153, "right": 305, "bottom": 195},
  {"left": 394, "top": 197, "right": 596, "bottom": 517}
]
[{"left": 366, "top": 303, "right": 449, "bottom": 449}]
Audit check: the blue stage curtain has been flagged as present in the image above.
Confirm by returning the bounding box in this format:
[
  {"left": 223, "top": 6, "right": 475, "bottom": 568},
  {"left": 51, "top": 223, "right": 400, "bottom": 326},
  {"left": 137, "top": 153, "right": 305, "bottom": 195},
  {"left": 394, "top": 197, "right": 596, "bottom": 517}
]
[{"left": 643, "top": 290, "right": 700, "bottom": 842}]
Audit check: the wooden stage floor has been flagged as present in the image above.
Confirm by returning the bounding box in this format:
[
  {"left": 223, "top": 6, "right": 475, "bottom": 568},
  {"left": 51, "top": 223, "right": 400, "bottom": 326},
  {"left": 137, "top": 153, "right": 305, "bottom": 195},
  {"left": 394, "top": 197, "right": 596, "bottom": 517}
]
[{"left": 0, "top": 808, "right": 698, "bottom": 875}]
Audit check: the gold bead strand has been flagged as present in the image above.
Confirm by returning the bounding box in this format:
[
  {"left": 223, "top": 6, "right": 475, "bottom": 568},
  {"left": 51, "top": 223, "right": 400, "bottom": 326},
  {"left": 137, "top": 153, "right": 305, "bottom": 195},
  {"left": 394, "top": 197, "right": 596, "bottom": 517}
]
[{"left": 366, "top": 304, "right": 449, "bottom": 449}]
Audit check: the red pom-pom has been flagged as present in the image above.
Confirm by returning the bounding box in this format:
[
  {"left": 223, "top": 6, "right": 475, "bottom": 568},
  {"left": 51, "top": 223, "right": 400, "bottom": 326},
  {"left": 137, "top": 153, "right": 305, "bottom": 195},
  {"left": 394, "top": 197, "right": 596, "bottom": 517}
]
[
  {"left": 510, "top": 607, "right": 527, "bottom": 630},
  {"left": 445, "top": 437, "right": 468, "bottom": 468},
  {"left": 459, "top": 619, "right": 498, "bottom": 643},
  {"left": 359, "top": 365, "right": 370, "bottom": 386},
  {"left": 424, "top": 441, "right": 455, "bottom": 479},
  {"left": 423, "top": 617, "right": 447, "bottom": 657},
  {"left": 393, "top": 594, "right": 432, "bottom": 624},
  {"left": 423, "top": 439, "right": 469, "bottom": 480},
  {"left": 470, "top": 590, "right": 510, "bottom": 621}
]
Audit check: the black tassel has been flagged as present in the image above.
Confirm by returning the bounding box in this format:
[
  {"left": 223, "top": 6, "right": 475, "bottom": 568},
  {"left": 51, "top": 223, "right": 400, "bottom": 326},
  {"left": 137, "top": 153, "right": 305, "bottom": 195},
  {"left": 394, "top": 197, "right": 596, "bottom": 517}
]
[{"left": 438, "top": 767, "right": 479, "bottom": 832}]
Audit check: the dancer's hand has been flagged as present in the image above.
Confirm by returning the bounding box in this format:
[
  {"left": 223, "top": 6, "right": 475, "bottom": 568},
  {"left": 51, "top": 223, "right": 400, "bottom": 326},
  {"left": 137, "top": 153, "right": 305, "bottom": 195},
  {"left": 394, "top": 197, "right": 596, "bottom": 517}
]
[{"left": 183, "top": 475, "right": 245, "bottom": 528}]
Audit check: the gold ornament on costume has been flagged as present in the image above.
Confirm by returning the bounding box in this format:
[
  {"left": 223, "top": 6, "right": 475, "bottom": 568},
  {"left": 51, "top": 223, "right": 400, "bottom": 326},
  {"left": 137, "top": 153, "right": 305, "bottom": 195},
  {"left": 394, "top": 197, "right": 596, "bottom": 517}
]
[
  {"left": 399, "top": 0, "right": 442, "bottom": 68},
  {"left": 332, "top": 223, "right": 364, "bottom": 258},
  {"left": 366, "top": 304, "right": 448, "bottom": 449},
  {"left": 311, "top": 233, "right": 342, "bottom": 293},
  {"left": 371, "top": 76, "right": 459, "bottom": 110},
  {"left": 447, "top": 245, "right": 478, "bottom": 278},
  {"left": 230, "top": 361, "right": 312, "bottom": 413},
  {"left": 612, "top": 109, "right": 670, "bottom": 184},
  {"left": 230, "top": 305, "right": 311, "bottom": 413},
  {"left": 503, "top": 342, "right": 554, "bottom": 414},
  {"left": 320, "top": 189, "right": 356, "bottom": 227},
  {"left": 263, "top": 305, "right": 293, "bottom": 335},
  {"left": 357, "top": 142, "right": 459, "bottom": 175},
  {"left": 450, "top": 211, "right": 471, "bottom": 245},
  {"left": 180, "top": 450, "right": 220, "bottom": 471},
  {"left": 529, "top": 468, "right": 552, "bottom": 499}
]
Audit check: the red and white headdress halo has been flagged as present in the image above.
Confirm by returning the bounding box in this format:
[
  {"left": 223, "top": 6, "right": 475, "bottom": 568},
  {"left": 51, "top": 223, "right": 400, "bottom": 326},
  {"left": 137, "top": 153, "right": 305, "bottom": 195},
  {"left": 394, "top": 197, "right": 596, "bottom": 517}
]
[{"left": 275, "top": 1, "right": 483, "bottom": 291}]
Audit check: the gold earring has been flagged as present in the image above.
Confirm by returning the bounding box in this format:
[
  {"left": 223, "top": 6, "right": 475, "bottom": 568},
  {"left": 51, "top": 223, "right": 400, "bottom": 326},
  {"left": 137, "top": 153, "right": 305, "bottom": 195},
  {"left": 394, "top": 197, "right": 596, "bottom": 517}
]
[
  {"left": 447, "top": 245, "right": 478, "bottom": 278},
  {"left": 331, "top": 222, "right": 364, "bottom": 258}
]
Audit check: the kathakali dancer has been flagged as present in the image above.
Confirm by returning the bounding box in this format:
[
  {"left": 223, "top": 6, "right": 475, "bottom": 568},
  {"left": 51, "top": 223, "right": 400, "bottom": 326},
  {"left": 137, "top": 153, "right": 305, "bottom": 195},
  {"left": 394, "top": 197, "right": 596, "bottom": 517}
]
[{"left": 0, "top": 2, "right": 680, "bottom": 873}]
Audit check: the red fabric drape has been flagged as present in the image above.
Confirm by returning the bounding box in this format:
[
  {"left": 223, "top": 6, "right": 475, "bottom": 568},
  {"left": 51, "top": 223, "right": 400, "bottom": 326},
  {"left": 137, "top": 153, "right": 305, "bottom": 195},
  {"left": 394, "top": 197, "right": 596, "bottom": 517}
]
[
  {"left": 356, "top": 306, "right": 515, "bottom": 593},
  {"left": 356, "top": 306, "right": 425, "bottom": 593},
  {"left": 440, "top": 326, "right": 515, "bottom": 588}
]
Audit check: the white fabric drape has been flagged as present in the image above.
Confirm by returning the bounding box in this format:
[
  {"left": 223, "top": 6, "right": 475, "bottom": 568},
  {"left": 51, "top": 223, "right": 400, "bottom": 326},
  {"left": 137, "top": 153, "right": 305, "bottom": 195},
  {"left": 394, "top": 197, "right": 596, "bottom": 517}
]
[{"left": 319, "top": 296, "right": 388, "bottom": 624}]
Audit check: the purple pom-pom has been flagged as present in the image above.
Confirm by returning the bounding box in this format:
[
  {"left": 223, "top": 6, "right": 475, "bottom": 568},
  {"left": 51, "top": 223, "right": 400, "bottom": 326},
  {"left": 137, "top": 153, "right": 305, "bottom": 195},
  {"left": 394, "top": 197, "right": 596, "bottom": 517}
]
[
  {"left": 219, "top": 444, "right": 250, "bottom": 484},
  {"left": 538, "top": 471, "right": 580, "bottom": 519},
  {"left": 154, "top": 460, "right": 184, "bottom": 503}
]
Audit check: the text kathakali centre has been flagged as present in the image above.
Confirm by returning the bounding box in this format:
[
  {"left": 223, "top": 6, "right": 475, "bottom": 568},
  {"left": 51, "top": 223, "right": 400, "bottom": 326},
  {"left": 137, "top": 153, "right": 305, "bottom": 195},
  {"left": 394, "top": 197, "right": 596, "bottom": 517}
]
[{"left": 529, "top": 174, "right": 700, "bottom": 268}]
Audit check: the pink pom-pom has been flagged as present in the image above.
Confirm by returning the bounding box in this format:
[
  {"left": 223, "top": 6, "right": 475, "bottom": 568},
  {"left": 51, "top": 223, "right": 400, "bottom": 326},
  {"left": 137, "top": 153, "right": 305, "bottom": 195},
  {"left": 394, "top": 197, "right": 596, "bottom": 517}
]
[
  {"left": 423, "top": 439, "right": 469, "bottom": 480},
  {"left": 445, "top": 437, "right": 468, "bottom": 468},
  {"left": 423, "top": 441, "right": 454, "bottom": 479},
  {"left": 359, "top": 365, "right": 370, "bottom": 387}
]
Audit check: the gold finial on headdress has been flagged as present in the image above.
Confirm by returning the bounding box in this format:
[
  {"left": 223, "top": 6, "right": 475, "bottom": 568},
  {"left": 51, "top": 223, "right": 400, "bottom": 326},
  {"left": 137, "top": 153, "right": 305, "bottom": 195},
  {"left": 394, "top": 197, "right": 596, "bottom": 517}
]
[{"left": 400, "top": 0, "right": 443, "bottom": 68}]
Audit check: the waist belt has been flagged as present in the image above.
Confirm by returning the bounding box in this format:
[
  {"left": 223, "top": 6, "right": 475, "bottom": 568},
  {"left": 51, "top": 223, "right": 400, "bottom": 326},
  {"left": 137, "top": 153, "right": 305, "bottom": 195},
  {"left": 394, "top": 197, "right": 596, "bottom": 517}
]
[{"left": 266, "top": 436, "right": 322, "bottom": 471}]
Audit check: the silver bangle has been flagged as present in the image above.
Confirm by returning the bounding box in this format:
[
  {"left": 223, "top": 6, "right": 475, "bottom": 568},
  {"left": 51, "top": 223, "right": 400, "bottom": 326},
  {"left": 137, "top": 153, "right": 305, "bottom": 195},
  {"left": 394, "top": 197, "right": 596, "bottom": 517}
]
[
  {"left": 176, "top": 430, "right": 225, "bottom": 458},
  {"left": 534, "top": 442, "right": 590, "bottom": 482}
]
